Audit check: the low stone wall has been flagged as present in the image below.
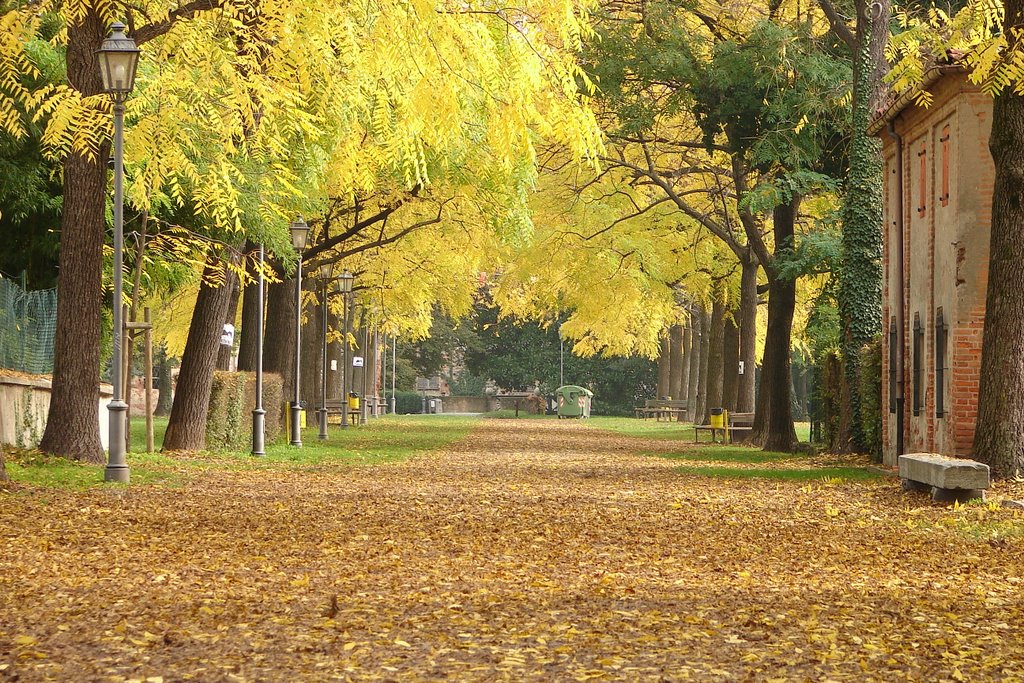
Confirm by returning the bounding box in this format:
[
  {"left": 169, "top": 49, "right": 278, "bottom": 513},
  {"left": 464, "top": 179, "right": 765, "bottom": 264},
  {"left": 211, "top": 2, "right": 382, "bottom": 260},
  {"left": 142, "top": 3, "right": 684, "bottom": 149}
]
[{"left": 0, "top": 373, "right": 112, "bottom": 449}]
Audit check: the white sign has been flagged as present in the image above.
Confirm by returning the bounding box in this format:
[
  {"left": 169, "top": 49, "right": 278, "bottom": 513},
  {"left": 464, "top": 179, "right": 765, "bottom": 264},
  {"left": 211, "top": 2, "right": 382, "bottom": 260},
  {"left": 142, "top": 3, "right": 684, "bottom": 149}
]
[
  {"left": 738, "top": 360, "right": 745, "bottom": 375},
  {"left": 220, "top": 323, "right": 234, "bottom": 347},
  {"left": 330, "top": 359, "right": 337, "bottom": 371},
  {"left": 353, "top": 356, "right": 364, "bottom": 368}
]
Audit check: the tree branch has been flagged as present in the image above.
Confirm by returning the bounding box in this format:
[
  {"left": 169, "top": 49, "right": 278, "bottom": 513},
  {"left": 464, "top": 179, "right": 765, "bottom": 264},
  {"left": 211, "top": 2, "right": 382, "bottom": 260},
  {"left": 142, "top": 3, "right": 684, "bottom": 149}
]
[
  {"left": 133, "top": 0, "right": 226, "bottom": 45},
  {"left": 816, "top": 0, "right": 856, "bottom": 51}
]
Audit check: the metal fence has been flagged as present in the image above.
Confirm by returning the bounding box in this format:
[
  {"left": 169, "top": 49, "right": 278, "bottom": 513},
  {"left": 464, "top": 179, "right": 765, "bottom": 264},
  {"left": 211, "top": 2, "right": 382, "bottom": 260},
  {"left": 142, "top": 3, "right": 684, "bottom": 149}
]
[{"left": 0, "top": 277, "right": 57, "bottom": 375}]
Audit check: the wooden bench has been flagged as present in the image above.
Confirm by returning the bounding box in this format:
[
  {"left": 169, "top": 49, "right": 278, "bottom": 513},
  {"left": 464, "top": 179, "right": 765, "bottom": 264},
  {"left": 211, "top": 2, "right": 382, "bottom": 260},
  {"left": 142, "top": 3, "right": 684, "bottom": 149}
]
[
  {"left": 899, "top": 453, "right": 990, "bottom": 503},
  {"left": 634, "top": 399, "right": 689, "bottom": 422},
  {"left": 324, "top": 399, "right": 361, "bottom": 424},
  {"left": 694, "top": 412, "right": 754, "bottom": 444}
]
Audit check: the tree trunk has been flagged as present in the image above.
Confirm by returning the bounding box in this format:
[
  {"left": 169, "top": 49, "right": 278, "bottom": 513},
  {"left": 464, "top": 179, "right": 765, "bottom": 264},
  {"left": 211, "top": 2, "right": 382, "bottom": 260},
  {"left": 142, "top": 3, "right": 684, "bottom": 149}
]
[
  {"left": 680, "top": 324, "right": 692, "bottom": 417},
  {"left": 163, "top": 257, "right": 237, "bottom": 451},
  {"left": 669, "top": 325, "right": 683, "bottom": 401},
  {"left": 657, "top": 335, "right": 671, "bottom": 398},
  {"left": 974, "top": 54, "right": 1024, "bottom": 478},
  {"left": 751, "top": 198, "right": 800, "bottom": 452},
  {"left": 154, "top": 344, "right": 174, "bottom": 417},
  {"left": 737, "top": 254, "right": 759, "bottom": 413},
  {"left": 215, "top": 274, "right": 241, "bottom": 371},
  {"left": 722, "top": 309, "right": 740, "bottom": 412},
  {"left": 705, "top": 298, "right": 726, "bottom": 421},
  {"left": 838, "top": 0, "right": 890, "bottom": 453},
  {"left": 300, "top": 278, "right": 323, "bottom": 411},
  {"left": 696, "top": 305, "right": 711, "bottom": 422},
  {"left": 263, "top": 276, "right": 296, "bottom": 403},
  {"left": 38, "top": 12, "right": 108, "bottom": 463},
  {"left": 686, "top": 309, "right": 701, "bottom": 418},
  {"left": 237, "top": 276, "right": 260, "bottom": 372}
]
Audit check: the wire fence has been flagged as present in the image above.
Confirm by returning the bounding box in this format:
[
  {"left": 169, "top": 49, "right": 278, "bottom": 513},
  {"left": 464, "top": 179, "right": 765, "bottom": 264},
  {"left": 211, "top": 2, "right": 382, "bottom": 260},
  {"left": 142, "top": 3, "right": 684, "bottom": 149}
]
[{"left": 0, "top": 277, "right": 57, "bottom": 375}]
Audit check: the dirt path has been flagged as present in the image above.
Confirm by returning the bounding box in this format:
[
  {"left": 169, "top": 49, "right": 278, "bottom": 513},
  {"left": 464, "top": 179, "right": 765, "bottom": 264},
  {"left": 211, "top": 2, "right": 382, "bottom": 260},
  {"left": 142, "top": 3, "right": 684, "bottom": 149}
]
[{"left": 1, "top": 419, "right": 1022, "bottom": 681}]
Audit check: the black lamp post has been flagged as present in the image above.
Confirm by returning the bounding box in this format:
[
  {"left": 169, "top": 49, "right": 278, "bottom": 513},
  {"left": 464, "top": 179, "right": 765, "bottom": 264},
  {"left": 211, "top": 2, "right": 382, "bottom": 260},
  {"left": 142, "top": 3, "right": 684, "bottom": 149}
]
[
  {"left": 338, "top": 270, "right": 354, "bottom": 428},
  {"left": 289, "top": 217, "right": 310, "bottom": 447},
  {"left": 98, "top": 22, "right": 140, "bottom": 484},
  {"left": 317, "top": 261, "right": 334, "bottom": 440},
  {"left": 252, "top": 243, "right": 266, "bottom": 456}
]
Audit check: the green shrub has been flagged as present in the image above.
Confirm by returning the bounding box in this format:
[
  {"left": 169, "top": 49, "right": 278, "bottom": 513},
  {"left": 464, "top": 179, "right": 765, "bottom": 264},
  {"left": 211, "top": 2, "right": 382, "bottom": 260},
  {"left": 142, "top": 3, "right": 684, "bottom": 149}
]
[
  {"left": 206, "top": 372, "right": 283, "bottom": 450},
  {"left": 857, "top": 337, "right": 883, "bottom": 461},
  {"left": 386, "top": 390, "right": 425, "bottom": 414}
]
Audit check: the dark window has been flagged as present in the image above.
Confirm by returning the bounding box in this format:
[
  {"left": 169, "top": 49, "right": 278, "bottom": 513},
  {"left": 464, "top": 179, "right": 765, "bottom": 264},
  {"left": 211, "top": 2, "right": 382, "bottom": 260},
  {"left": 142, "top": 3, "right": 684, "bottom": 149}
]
[
  {"left": 940, "top": 126, "right": 950, "bottom": 207},
  {"left": 913, "top": 313, "right": 923, "bottom": 416},
  {"left": 935, "top": 308, "right": 947, "bottom": 418},
  {"left": 918, "top": 144, "right": 927, "bottom": 217},
  {"left": 889, "top": 318, "right": 898, "bottom": 414}
]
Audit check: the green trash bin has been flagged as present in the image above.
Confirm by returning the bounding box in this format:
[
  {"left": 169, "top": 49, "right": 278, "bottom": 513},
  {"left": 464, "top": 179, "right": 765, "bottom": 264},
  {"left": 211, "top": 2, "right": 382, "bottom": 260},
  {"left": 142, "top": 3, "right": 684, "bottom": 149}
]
[{"left": 556, "top": 385, "right": 593, "bottom": 419}]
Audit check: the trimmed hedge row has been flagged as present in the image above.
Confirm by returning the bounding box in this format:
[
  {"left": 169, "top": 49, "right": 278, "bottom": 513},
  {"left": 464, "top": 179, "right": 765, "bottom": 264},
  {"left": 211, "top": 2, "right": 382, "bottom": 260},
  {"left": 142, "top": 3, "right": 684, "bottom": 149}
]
[{"left": 206, "top": 371, "right": 283, "bottom": 450}]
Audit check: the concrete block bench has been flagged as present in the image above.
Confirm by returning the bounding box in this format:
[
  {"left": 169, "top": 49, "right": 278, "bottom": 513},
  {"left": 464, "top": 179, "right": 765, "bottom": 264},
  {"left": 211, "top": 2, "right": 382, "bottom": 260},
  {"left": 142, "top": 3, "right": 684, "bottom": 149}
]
[{"left": 898, "top": 453, "right": 990, "bottom": 503}]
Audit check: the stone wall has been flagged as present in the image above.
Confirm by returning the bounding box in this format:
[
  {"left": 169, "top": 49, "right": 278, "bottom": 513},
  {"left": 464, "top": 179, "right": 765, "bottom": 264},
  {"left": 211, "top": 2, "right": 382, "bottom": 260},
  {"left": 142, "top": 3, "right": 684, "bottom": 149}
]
[{"left": 0, "top": 374, "right": 112, "bottom": 449}]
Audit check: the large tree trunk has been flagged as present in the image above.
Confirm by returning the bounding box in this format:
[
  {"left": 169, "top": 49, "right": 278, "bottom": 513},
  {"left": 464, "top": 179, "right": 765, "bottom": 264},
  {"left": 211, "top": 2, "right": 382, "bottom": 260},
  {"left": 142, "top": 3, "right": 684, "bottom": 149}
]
[
  {"left": 668, "top": 325, "right": 683, "bottom": 401},
  {"left": 974, "top": 48, "right": 1024, "bottom": 478},
  {"left": 657, "top": 335, "right": 670, "bottom": 398},
  {"left": 300, "top": 278, "right": 323, "bottom": 411},
  {"left": 680, "top": 324, "right": 692, "bottom": 417},
  {"left": 704, "top": 298, "right": 725, "bottom": 422},
  {"left": 722, "top": 309, "right": 740, "bottom": 412},
  {"left": 737, "top": 254, "right": 759, "bottom": 413},
  {"left": 751, "top": 198, "right": 800, "bottom": 452},
  {"left": 263, "top": 276, "right": 296, "bottom": 403},
  {"left": 696, "top": 306, "right": 711, "bottom": 422},
  {"left": 38, "top": 12, "right": 108, "bottom": 463},
  {"left": 237, "top": 276, "right": 259, "bottom": 372},
  {"left": 154, "top": 344, "right": 174, "bottom": 417},
  {"left": 163, "top": 257, "right": 237, "bottom": 451},
  {"left": 838, "top": 0, "right": 890, "bottom": 453},
  {"left": 215, "top": 274, "right": 241, "bottom": 370},
  {"left": 686, "top": 307, "right": 702, "bottom": 418}
]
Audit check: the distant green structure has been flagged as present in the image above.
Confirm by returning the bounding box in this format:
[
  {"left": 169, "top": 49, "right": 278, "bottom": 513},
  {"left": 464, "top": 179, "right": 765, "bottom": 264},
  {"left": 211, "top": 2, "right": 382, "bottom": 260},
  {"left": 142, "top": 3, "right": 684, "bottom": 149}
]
[{"left": 556, "top": 385, "right": 593, "bottom": 419}]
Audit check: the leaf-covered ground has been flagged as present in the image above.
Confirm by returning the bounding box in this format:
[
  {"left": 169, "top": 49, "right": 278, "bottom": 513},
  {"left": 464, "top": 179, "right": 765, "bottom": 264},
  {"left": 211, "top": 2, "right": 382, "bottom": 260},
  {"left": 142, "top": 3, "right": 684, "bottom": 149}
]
[{"left": 2, "top": 418, "right": 1023, "bottom": 681}]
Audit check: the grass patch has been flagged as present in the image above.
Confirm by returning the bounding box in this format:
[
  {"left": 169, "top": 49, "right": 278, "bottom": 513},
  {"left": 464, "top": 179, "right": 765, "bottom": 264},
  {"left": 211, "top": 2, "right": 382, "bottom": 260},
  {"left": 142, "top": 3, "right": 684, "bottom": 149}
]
[
  {"left": 675, "top": 465, "right": 883, "bottom": 482},
  {"left": 129, "top": 415, "right": 169, "bottom": 452},
  {"left": 587, "top": 416, "right": 694, "bottom": 439},
  {"left": 3, "top": 415, "right": 479, "bottom": 489},
  {"left": 654, "top": 446, "right": 798, "bottom": 464}
]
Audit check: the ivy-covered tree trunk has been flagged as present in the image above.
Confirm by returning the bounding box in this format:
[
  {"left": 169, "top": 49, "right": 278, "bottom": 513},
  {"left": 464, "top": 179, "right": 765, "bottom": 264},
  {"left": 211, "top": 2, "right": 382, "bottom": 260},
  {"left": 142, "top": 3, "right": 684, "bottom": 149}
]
[
  {"left": 163, "top": 255, "right": 236, "bottom": 451},
  {"left": 722, "top": 308, "right": 740, "bottom": 412},
  {"left": 704, "top": 298, "right": 725, "bottom": 422},
  {"left": 751, "top": 197, "right": 800, "bottom": 452},
  {"left": 669, "top": 325, "right": 683, "bottom": 400},
  {"left": 737, "top": 255, "right": 759, "bottom": 413},
  {"left": 974, "top": 31, "right": 1024, "bottom": 478},
  {"left": 38, "top": 12, "right": 108, "bottom": 463},
  {"left": 837, "top": 0, "right": 888, "bottom": 454}
]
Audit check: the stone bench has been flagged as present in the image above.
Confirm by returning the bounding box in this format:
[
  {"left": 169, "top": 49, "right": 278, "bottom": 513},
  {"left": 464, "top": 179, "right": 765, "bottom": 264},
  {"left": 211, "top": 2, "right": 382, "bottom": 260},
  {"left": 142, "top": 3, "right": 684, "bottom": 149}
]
[{"left": 898, "top": 453, "right": 990, "bottom": 503}]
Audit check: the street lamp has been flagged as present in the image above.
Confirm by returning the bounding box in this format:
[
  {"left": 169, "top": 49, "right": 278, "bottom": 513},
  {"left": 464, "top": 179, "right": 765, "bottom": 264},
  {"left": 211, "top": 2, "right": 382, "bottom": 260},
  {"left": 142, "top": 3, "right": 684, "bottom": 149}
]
[
  {"left": 338, "top": 270, "right": 354, "bottom": 428},
  {"left": 289, "top": 217, "right": 310, "bottom": 447},
  {"left": 99, "top": 22, "right": 140, "bottom": 484},
  {"left": 317, "top": 261, "right": 334, "bottom": 440}
]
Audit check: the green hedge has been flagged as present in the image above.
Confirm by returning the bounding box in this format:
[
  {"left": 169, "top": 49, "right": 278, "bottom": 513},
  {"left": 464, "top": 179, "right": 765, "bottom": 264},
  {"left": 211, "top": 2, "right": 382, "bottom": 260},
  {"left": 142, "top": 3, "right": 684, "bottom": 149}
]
[
  {"left": 206, "top": 371, "right": 283, "bottom": 450},
  {"left": 386, "top": 390, "right": 424, "bottom": 414},
  {"left": 857, "top": 337, "right": 883, "bottom": 461}
]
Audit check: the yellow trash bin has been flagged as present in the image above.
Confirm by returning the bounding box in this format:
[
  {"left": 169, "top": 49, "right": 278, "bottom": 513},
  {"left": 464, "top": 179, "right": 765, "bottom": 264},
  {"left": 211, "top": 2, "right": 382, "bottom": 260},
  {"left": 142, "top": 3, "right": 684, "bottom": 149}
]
[
  {"left": 348, "top": 394, "right": 360, "bottom": 411},
  {"left": 709, "top": 408, "right": 727, "bottom": 429}
]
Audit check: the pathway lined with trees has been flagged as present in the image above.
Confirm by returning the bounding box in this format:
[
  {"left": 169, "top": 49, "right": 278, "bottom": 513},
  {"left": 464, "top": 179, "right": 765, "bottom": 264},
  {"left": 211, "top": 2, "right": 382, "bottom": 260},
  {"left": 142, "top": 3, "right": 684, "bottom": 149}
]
[{"left": 2, "top": 417, "right": 1022, "bottom": 680}]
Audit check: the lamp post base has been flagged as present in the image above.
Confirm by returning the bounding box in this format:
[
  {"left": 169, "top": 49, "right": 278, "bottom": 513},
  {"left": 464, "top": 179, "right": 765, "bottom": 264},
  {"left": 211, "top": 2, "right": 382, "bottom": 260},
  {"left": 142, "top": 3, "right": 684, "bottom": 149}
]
[
  {"left": 290, "top": 403, "right": 303, "bottom": 447},
  {"left": 252, "top": 408, "right": 266, "bottom": 456},
  {"left": 105, "top": 399, "right": 130, "bottom": 483},
  {"left": 318, "top": 408, "right": 328, "bottom": 440}
]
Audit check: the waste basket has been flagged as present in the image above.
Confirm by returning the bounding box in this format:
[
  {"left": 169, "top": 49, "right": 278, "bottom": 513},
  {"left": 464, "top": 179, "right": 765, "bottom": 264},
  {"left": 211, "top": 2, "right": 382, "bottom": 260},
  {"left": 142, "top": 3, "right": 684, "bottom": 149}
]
[
  {"left": 556, "top": 385, "right": 593, "bottom": 419},
  {"left": 348, "top": 392, "right": 360, "bottom": 411},
  {"left": 709, "top": 407, "right": 727, "bottom": 429}
]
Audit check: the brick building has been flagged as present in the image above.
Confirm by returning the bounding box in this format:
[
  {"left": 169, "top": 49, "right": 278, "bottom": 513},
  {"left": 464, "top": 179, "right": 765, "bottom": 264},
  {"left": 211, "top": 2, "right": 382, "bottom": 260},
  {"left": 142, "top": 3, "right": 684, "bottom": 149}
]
[{"left": 869, "top": 69, "right": 992, "bottom": 466}]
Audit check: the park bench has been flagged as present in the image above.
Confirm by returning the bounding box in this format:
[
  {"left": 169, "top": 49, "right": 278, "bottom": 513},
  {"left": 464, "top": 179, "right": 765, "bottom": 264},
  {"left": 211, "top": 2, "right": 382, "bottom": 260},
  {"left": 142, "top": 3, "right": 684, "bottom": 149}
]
[
  {"left": 899, "top": 453, "right": 990, "bottom": 503},
  {"left": 635, "top": 399, "right": 689, "bottom": 422},
  {"left": 694, "top": 411, "right": 754, "bottom": 444},
  {"left": 324, "top": 398, "right": 361, "bottom": 424}
]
